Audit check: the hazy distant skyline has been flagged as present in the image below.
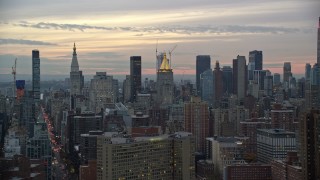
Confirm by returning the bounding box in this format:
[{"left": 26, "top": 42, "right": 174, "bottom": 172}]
[{"left": 0, "top": 0, "right": 319, "bottom": 78}]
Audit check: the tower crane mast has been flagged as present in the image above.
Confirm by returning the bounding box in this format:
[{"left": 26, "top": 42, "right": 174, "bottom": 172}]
[
  {"left": 12, "top": 58, "right": 17, "bottom": 98},
  {"left": 168, "top": 45, "right": 177, "bottom": 68}
]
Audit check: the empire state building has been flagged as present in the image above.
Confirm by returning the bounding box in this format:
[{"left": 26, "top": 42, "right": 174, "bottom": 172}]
[{"left": 70, "top": 43, "right": 84, "bottom": 95}]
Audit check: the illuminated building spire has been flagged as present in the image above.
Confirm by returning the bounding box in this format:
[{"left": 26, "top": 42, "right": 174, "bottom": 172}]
[{"left": 159, "top": 53, "right": 171, "bottom": 72}]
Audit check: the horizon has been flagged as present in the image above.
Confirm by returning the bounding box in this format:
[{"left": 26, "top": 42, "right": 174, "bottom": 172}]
[{"left": 0, "top": 73, "right": 305, "bottom": 83}]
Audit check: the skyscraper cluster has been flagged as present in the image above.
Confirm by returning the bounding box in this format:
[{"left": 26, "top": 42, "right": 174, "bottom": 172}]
[{"left": 0, "top": 17, "right": 320, "bottom": 180}]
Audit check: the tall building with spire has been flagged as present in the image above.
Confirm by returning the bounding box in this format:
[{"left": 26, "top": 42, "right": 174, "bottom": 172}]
[
  {"left": 156, "top": 53, "right": 174, "bottom": 105},
  {"left": 70, "top": 43, "right": 84, "bottom": 96}
]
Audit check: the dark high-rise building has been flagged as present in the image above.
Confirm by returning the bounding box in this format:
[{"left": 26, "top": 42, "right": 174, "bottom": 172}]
[
  {"left": 273, "top": 73, "right": 281, "bottom": 86},
  {"left": 317, "top": 17, "right": 320, "bottom": 65},
  {"left": 283, "top": 62, "right": 292, "bottom": 84},
  {"left": 233, "top": 56, "right": 247, "bottom": 99},
  {"left": 68, "top": 112, "right": 103, "bottom": 153},
  {"left": 305, "top": 63, "right": 311, "bottom": 80},
  {"left": 306, "top": 63, "right": 320, "bottom": 109},
  {"left": 222, "top": 66, "right": 233, "bottom": 94},
  {"left": 32, "top": 50, "right": 40, "bottom": 102},
  {"left": 253, "top": 70, "right": 269, "bottom": 90},
  {"left": 184, "top": 96, "right": 209, "bottom": 153},
  {"left": 196, "top": 55, "right": 211, "bottom": 96},
  {"left": 233, "top": 59, "right": 238, "bottom": 95},
  {"left": 130, "top": 56, "right": 141, "bottom": 102},
  {"left": 299, "top": 109, "right": 320, "bottom": 180},
  {"left": 213, "top": 61, "right": 223, "bottom": 107},
  {"left": 249, "top": 50, "right": 263, "bottom": 70}
]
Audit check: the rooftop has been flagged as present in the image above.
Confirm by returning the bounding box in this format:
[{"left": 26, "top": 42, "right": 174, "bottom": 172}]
[
  {"left": 257, "top": 129, "right": 295, "bottom": 134},
  {"left": 104, "top": 132, "right": 192, "bottom": 144}
]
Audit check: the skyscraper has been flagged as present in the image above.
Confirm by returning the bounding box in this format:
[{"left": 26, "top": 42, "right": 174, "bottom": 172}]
[
  {"left": 233, "top": 55, "right": 247, "bottom": 99},
  {"left": 184, "top": 96, "right": 209, "bottom": 153},
  {"left": 196, "top": 55, "right": 211, "bottom": 96},
  {"left": 299, "top": 109, "right": 320, "bottom": 180},
  {"left": 253, "top": 70, "right": 269, "bottom": 90},
  {"left": 213, "top": 61, "right": 223, "bottom": 107},
  {"left": 308, "top": 63, "right": 320, "bottom": 109},
  {"left": 89, "top": 72, "right": 114, "bottom": 113},
  {"left": 70, "top": 43, "right": 84, "bottom": 96},
  {"left": 317, "top": 17, "right": 320, "bottom": 64},
  {"left": 32, "top": 50, "right": 40, "bottom": 102},
  {"left": 273, "top": 73, "right": 281, "bottom": 86},
  {"left": 249, "top": 50, "right": 263, "bottom": 70},
  {"left": 200, "top": 69, "right": 213, "bottom": 107},
  {"left": 222, "top": 66, "right": 233, "bottom": 94},
  {"left": 305, "top": 63, "right": 311, "bottom": 80},
  {"left": 130, "top": 56, "right": 141, "bottom": 102},
  {"left": 122, "top": 75, "right": 131, "bottom": 103},
  {"left": 264, "top": 75, "right": 273, "bottom": 96},
  {"left": 283, "top": 62, "right": 292, "bottom": 84},
  {"left": 156, "top": 53, "right": 174, "bottom": 105},
  {"left": 247, "top": 61, "right": 255, "bottom": 81}
]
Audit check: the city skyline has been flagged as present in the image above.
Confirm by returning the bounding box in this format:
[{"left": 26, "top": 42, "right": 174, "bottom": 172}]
[{"left": 0, "top": 0, "right": 319, "bottom": 78}]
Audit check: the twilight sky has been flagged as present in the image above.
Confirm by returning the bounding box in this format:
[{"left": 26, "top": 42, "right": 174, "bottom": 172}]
[{"left": 0, "top": 0, "right": 319, "bottom": 78}]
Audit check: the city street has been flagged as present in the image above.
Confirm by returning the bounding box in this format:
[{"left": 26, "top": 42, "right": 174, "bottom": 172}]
[{"left": 41, "top": 107, "right": 69, "bottom": 180}]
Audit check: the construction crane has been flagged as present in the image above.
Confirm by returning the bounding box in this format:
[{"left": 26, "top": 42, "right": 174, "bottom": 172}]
[
  {"left": 12, "top": 58, "right": 17, "bottom": 98},
  {"left": 168, "top": 45, "right": 177, "bottom": 68}
]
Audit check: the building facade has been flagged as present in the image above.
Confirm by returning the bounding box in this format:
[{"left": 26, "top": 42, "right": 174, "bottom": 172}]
[
  {"left": 96, "top": 132, "right": 195, "bottom": 180},
  {"left": 222, "top": 66, "right": 233, "bottom": 95},
  {"left": 283, "top": 62, "right": 292, "bottom": 86},
  {"left": 196, "top": 55, "right": 211, "bottom": 96},
  {"left": 200, "top": 69, "right": 213, "bottom": 107},
  {"left": 184, "top": 96, "right": 209, "bottom": 153},
  {"left": 122, "top": 75, "right": 131, "bottom": 103},
  {"left": 233, "top": 55, "right": 247, "bottom": 99},
  {"left": 249, "top": 50, "right": 263, "bottom": 70},
  {"left": 257, "top": 129, "right": 296, "bottom": 163},
  {"left": 130, "top": 56, "right": 141, "bottom": 102},
  {"left": 214, "top": 61, "right": 223, "bottom": 107},
  {"left": 299, "top": 109, "right": 320, "bottom": 180},
  {"left": 32, "top": 50, "right": 40, "bottom": 102},
  {"left": 156, "top": 53, "right": 174, "bottom": 105},
  {"left": 70, "top": 43, "right": 84, "bottom": 96},
  {"left": 224, "top": 164, "right": 272, "bottom": 180},
  {"left": 89, "top": 72, "right": 114, "bottom": 113},
  {"left": 317, "top": 17, "right": 320, "bottom": 64}
]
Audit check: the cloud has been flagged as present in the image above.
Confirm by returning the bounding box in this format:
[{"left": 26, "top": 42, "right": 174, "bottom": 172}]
[
  {"left": 85, "top": 52, "right": 125, "bottom": 58},
  {"left": 0, "top": 38, "right": 57, "bottom": 46},
  {"left": 13, "top": 21, "right": 311, "bottom": 35}
]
